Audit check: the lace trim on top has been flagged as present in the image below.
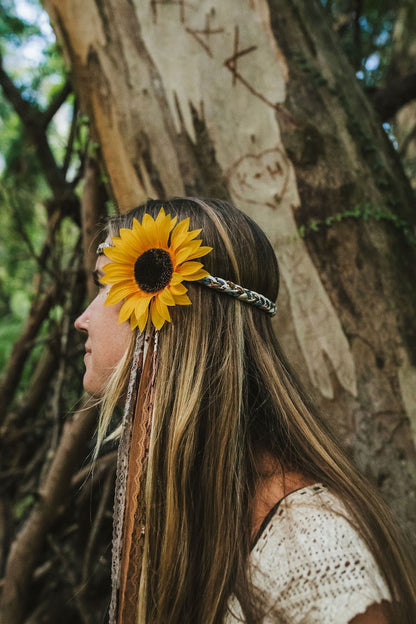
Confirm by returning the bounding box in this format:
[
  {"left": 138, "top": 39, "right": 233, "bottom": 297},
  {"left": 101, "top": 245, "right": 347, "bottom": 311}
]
[{"left": 225, "top": 484, "right": 391, "bottom": 624}]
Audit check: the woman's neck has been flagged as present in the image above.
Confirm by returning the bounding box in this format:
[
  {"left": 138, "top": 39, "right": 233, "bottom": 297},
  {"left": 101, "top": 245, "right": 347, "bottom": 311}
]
[{"left": 251, "top": 455, "right": 314, "bottom": 539}]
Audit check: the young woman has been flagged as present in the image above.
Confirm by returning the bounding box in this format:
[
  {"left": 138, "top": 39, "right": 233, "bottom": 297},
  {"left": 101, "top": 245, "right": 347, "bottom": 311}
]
[{"left": 75, "top": 197, "right": 416, "bottom": 624}]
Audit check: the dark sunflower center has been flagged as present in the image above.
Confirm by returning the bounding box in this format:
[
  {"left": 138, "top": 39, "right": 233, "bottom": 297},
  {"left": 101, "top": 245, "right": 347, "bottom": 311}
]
[{"left": 134, "top": 248, "right": 173, "bottom": 293}]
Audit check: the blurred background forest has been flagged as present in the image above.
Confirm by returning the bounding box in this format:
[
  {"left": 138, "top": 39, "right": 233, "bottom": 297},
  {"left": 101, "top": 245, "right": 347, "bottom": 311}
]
[{"left": 1, "top": 0, "right": 416, "bottom": 622}]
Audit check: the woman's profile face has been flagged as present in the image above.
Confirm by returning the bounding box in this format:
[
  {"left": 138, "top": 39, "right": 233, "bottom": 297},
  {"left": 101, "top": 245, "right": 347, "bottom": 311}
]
[{"left": 74, "top": 251, "right": 132, "bottom": 396}]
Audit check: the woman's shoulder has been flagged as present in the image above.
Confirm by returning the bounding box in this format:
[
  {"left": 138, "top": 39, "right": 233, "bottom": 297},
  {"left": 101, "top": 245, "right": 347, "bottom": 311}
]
[
  {"left": 253, "top": 483, "right": 368, "bottom": 556},
  {"left": 246, "top": 483, "right": 391, "bottom": 624}
]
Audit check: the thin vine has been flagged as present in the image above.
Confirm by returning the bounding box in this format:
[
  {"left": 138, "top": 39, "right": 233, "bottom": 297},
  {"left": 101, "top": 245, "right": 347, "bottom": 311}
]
[{"left": 298, "top": 203, "right": 416, "bottom": 246}]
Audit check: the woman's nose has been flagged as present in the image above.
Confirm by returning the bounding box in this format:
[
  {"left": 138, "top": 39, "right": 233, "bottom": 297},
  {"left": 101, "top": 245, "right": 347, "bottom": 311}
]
[{"left": 74, "top": 308, "right": 89, "bottom": 333}]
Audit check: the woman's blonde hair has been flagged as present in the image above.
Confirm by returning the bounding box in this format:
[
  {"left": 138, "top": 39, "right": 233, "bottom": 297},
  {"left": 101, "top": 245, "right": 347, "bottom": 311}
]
[{"left": 98, "top": 198, "right": 416, "bottom": 623}]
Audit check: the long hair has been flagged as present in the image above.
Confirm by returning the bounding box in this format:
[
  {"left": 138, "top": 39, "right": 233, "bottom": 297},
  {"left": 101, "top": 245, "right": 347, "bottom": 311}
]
[{"left": 99, "top": 197, "right": 416, "bottom": 623}]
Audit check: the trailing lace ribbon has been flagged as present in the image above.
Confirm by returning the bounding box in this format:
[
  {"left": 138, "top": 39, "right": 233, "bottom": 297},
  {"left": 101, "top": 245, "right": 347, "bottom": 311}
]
[
  {"left": 109, "top": 328, "right": 159, "bottom": 624},
  {"left": 109, "top": 331, "right": 145, "bottom": 624}
]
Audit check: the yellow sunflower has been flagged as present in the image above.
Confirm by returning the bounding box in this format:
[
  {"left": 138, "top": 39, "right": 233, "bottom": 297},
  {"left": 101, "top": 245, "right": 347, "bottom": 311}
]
[{"left": 101, "top": 207, "right": 212, "bottom": 331}]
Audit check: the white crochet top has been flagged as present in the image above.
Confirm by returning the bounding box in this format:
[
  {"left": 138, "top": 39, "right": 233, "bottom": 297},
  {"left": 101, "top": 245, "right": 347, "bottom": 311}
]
[{"left": 224, "top": 484, "right": 391, "bottom": 623}]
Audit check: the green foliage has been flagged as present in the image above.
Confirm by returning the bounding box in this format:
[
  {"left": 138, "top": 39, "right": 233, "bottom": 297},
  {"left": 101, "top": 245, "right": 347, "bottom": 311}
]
[
  {"left": 0, "top": 189, "right": 46, "bottom": 373},
  {"left": 0, "top": 1, "right": 41, "bottom": 49},
  {"left": 0, "top": 0, "right": 66, "bottom": 104},
  {"left": 299, "top": 202, "right": 416, "bottom": 245},
  {"left": 14, "top": 493, "right": 35, "bottom": 520},
  {"left": 0, "top": 1, "right": 69, "bottom": 187},
  {"left": 0, "top": 1, "right": 76, "bottom": 376},
  {"left": 1, "top": 119, "right": 47, "bottom": 194},
  {"left": 0, "top": 316, "right": 24, "bottom": 365},
  {"left": 321, "top": 0, "right": 400, "bottom": 87}
]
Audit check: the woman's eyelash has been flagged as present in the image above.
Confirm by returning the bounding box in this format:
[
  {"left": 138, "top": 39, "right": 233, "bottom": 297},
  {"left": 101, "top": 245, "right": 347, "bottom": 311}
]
[{"left": 92, "top": 271, "right": 105, "bottom": 289}]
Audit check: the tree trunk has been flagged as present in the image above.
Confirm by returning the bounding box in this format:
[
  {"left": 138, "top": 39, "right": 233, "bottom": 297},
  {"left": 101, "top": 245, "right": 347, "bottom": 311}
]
[
  {"left": 43, "top": 0, "right": 416, "bottom": 540},
  {"left": 390, "top": 3, "right": 416, "bottom": 188}
]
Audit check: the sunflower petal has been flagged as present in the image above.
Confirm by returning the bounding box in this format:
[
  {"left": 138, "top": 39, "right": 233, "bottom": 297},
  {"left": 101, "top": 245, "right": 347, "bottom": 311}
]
[
  {"left": 118, "top": 295, "right": 142, "bottom": 324},
  {"left": 170, "top": 218, "right": 191, "bottom": 250},
  {"left": 103, "top": 246, "right": 137, "bottom": 264},
  {"left": 156, "top": 208, "right": 177, "bottom": 232},
  {"left": 129, "top": 313, "right": 137, "bottom": 330},
  {"left": 134, "top": 294, "right": 153, "bottom": 316},
  {"left": 117, "top": 227, "right": 143, "bottom": 248},
  {"left": 154, "top": 208, "right": 175, "bottom": 247},
  {"left": 141, "top": 213, "right": 157, "bottom": 244},
  {"left": 169, "top": 283, "right": 188, "bottom": 296},
  {"left": 177, "top": 261, "right": 204, "bottom": 277},
  {"left": 137, "top": 306, "right": 149, "bottom": 332},
  {"left": 174, "top": 241, "right": 212, "bottom": 265},
  {"left": 130, "top": 220, "right": 151, "bottom": 249},
  {"left": 106, "top": 281, "right": 137, "bottom": 304},
  {"left": 172, "top": 293, "right": 192, "bottom": 305},
  {"left": 102, "top": 264, "right": 134, "bottom": 280},
  {"left": 182, "top": 245, "right": 212, "bottom": 261},
  {"left": 183, "top": 269, "right": 210, "bottom": 281},
  {"left": 113, "top": 236, "right": 145, "bottom": 258},
  {"left": 132, "top": 218, "right": 145, "bottom": 241},
  {"left": 174, "top": 240, "right": 202, "bottom": 265},
  {"left": 155, "top": 296, "right": 171, "bottom": 322},
  {"left": 155, "top": 206, "right": 166, "bottom": 220},
  {"left": 170, "top": 272, "right": 185, "bottom": 286},
  {"left": 186, "top": 228, "right": 203, "bottom": 241},
  {"left": 150, "top": 299, "right": 166, "bottom": 330},
  {"left": 101, "top": 272, "right": 133, "bottom": 284},
  {"left": 172, "top": 227, "right": 203, "bottom": 250},
  {"left": 158, "top": 288, "right": 175, "bottom": 306}
]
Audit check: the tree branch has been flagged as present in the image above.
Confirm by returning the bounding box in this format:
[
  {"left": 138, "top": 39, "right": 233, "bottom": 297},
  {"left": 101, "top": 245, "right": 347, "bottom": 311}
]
[
  {"left": 81, "top": 156, "right": 108, "bottom": 301},
  {"left": 352, "top": 0, "right": 363, "bottom": 72},
  {"left": 0, "top": 283, "right": 59, "bottom": 421},
  {"left": 0, "top": 54, "right": 39, "bottom": 125},
  {"left": 0, "top": 400, "right": 98, "bottom": 624},
  {"left": 369, "top": 72, "right": 416, "bottom": 121},
  {"left": 0, "top": 53, "right": 79, "bottom": 211},
  {"left": 42, "top": 78, "right": 72, "bottom": 127},
  {"left": 81, "top": 461, "right": 115, "bottom": 586},
  {"left": 71, "top": 451, "right": 117, "bottom": 499},
  {"left": 63, "top": 98, "right": 78, "bottom": 177},
  {"left": 5, "top": 344, "right": 60, "bottom": 429}
]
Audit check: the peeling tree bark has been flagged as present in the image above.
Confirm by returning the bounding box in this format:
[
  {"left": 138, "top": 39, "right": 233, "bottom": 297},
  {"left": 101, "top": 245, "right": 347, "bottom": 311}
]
[{"left": 43, "top": 0, "right": 416, "bottom": 545}]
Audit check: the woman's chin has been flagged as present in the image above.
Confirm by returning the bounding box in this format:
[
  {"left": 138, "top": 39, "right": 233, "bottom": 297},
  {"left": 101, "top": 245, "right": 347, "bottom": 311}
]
[{"left": 83, "top": 373, "right": 105, "bottom": 398}]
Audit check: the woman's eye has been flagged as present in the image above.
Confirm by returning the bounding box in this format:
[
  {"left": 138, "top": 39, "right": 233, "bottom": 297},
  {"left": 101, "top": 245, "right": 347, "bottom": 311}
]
[{"left": 92, "top": 273, "right": 105, "bottom": 290}]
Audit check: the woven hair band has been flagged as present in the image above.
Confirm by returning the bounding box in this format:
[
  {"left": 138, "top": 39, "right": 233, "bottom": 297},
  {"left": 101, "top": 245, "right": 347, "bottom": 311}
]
[
  {"left": 97, "top": 242, "right": 276, "bottom": 317},
  {"left": 198, "top": 275, "right": 276, "bottom": 316}
]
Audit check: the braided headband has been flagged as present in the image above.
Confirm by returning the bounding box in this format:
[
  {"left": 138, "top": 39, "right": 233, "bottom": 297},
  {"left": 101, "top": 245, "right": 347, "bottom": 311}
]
[
  {"left": 198, "top": 275, "right": 276, "bottom": 316},
  {"left": 96, "top": 208, "right": 276, "bottom": 330}
]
